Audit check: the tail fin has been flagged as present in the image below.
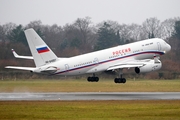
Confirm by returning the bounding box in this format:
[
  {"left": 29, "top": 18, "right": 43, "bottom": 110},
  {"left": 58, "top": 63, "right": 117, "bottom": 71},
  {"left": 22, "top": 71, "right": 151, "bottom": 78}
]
[{"left": 24, "top": 28, "right": 58, "bottom": 67}]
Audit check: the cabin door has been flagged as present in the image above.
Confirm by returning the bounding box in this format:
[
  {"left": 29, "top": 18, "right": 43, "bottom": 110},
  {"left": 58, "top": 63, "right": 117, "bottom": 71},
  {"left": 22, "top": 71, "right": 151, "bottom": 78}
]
[{"left": 65, "top": 64, "right": 69, "bottom": 74}]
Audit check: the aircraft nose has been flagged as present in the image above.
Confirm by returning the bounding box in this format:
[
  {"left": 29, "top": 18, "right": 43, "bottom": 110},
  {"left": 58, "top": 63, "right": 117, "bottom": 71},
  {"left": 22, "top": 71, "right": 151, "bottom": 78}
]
[{"left": 166, "top": 44, "right": 171, "bottom": 52}]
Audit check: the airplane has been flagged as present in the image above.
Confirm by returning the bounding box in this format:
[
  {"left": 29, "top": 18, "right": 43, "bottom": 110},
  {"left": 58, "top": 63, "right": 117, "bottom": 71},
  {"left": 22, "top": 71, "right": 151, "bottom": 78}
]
[{"left": 5, "top": 28, "right": 171, "bottom": 83}]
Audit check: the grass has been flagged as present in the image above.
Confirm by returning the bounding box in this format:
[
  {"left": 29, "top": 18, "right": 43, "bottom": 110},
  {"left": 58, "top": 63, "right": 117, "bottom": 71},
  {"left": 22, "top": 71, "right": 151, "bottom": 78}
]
[
  {"left": 0, "top": 79, "right": 180, "bottom": 120},
  {"left": 0, "top": 100, "right": 180, "bottom": 120},
  {"left": 0, "top": 79, "right": 180, "bottom": 92}
]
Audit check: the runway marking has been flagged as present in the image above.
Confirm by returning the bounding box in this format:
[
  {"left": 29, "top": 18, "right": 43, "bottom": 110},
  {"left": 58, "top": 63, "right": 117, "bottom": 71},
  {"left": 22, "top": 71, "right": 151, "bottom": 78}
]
[{"left": 0, "top": 92, "right": 180, "bottom": 101}]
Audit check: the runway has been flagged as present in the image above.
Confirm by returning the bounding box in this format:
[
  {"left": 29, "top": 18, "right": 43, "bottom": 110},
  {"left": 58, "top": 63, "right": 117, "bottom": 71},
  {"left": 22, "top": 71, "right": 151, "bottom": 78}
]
[{"left": 0, "top": 92, "right": 180, "bottom": 101}]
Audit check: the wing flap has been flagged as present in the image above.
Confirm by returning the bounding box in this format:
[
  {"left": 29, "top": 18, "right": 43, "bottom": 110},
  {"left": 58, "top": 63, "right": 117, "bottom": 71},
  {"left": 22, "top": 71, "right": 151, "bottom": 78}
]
[
  {"left": 106, "top": 59, "right": 149, "bottom": 71},
  {"left": 107, "top": 64, "right": 143, "bottom": 71}
]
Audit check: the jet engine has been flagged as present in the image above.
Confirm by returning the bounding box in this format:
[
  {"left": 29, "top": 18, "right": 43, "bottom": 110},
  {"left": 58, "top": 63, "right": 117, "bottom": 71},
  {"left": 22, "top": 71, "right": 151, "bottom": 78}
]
[{"left": 135, "top": 60, "right": 162, "bottom": 74}]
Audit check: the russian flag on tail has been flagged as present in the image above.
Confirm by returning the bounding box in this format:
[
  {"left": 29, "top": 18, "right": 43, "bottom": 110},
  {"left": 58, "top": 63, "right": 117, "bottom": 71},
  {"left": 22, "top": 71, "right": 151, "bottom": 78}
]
[{"left": 36, "top": 46, "right": 50, "bottom": 53}]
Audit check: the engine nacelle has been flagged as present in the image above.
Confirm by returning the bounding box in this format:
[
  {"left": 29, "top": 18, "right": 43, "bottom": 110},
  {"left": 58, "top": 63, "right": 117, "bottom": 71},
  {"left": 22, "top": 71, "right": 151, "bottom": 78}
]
[{"left": 135, "top": 60, "right": 162, "bottom": 74}]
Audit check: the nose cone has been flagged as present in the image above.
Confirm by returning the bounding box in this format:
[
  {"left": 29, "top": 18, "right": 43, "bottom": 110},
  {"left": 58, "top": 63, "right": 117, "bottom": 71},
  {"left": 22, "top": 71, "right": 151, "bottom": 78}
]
[{"left": 166, "top": 44, "right": 171, "bottom": 52}]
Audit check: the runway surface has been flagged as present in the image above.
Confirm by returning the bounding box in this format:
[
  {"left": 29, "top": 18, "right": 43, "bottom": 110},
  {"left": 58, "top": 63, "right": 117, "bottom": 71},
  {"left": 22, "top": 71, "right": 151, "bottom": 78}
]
[{"left": 0, "top": 92, "right": 180, "bottom": 101}]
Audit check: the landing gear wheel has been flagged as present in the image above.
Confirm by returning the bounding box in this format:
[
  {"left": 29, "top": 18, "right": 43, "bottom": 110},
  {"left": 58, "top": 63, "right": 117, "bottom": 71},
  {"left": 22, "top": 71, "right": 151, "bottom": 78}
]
[
  {"left": 114, "top": 69, "right": 126, "bottom": 84},
  {"left": 87, "top": 76, "right": 99, "bottom": 82},
  {"left": 114, "top": 78, "right": 126, "bottom": 83},
  {"left": 122, "top": 78, "right": 126, "bottom": 83}
]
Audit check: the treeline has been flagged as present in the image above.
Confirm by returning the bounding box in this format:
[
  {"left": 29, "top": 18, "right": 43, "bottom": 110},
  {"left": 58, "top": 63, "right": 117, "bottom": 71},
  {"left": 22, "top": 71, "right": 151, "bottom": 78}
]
[{"left": 0, "top": 17, "right": 180, "bottom": 79}]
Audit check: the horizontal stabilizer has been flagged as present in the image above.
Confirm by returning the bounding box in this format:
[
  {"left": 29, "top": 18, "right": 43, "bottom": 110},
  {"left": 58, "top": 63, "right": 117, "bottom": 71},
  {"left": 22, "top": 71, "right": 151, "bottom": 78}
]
[
  {"left": 5, "top": 66, "right": 35, "bottom": 71},
  {"left": 12, "top": 49, "right": 33, "bottom": 59}
]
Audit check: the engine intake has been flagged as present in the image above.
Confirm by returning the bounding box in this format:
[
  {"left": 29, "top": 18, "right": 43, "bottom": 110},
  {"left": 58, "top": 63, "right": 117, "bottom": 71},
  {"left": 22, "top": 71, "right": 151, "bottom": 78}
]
[{"left": 135, "top": 60, "right": 162, "bottom": 74}]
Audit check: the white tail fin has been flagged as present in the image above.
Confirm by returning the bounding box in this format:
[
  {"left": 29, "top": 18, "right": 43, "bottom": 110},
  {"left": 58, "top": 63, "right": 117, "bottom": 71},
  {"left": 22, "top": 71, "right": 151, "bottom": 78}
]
[{"left": 24, "top": 28, "right": 58, "bottom": 67}]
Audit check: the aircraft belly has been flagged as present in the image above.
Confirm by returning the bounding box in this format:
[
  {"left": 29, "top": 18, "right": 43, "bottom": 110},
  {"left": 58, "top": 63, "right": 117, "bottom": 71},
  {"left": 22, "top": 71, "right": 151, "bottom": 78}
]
[
  {"left": 56, "top": 65, "right": 94, "bottom": 76},
  {"left": 86, "top": 64, "right": 107, "bottom": 73}
]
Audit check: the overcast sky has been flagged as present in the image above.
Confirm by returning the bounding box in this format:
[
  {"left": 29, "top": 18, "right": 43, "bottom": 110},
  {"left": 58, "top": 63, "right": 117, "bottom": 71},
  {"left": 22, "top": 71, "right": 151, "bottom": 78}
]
[{"left": 0, "top": 0, "right": 180, "bottom": 26}]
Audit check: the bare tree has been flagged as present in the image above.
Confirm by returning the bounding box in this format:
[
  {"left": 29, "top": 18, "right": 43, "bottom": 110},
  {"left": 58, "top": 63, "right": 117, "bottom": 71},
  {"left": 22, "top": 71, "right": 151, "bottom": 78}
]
[
  {"left": 73, "top": 17, "right": 93, "bottom": 45},
  {"left": 2, "top": 22, "right": 17, "bottom": 38},
  {"left": 160, "top": 17, "right": 180, "bottom": 39},
  {"left": 142, "top": 17, "right": 161, "bottom": 38},
  {"left": 119, "top": 23, "right": 142, "bottom": 41},
  {"left": 96, "top": 20, "right": 120, "bottom": 32},
  {"left": 0, "top": 25, "right": 5, "bottom": 43},
  {"left": 26, "top": 20, "right": 43, "bottom": 32},
  {"left": 63, "top": 23, "right": 80, "bottom": 47},
  {"left": 43, "top": 24, "right": 63, "bottom": 52}
]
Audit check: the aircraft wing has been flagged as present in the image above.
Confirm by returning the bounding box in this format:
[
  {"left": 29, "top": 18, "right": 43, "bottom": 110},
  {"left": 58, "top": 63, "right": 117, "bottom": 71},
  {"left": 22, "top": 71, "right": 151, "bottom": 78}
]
[
  {"left": 12, "top": 49, "right": 33, "bottom": 59},
  {"left": 5, "top": 66, "right": 35, "bottom": 71},
  {"left": 106, "top": 60, "right": 148, "bottom": 71}
]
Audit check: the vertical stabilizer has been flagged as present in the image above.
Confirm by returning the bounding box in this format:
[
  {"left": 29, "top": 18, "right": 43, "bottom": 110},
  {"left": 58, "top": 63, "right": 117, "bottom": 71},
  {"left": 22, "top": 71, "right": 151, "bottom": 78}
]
[{"left": 24, "top": 28, "right": 58, "bottom": 67}]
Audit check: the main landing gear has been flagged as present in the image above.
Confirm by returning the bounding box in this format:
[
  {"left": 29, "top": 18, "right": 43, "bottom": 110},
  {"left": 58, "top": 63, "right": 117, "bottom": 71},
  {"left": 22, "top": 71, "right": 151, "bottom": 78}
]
[
  {"left": 87, "top": 69, "right": 126, "bottom": 84},
  {"left": 114, "top": 69, "right": 126, "bottom": 84},
  {"left": 114, "top": 78, "right": 126, "bottom": 83},
  {"left": 87, "top": 73, "right": 99, "bottom": 82}
]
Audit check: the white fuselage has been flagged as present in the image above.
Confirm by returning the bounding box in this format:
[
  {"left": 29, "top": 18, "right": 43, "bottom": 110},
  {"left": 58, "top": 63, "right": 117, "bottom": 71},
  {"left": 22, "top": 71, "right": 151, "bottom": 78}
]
[{"left": 35, "top": 38, "right": 170, "bottom": 76}]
